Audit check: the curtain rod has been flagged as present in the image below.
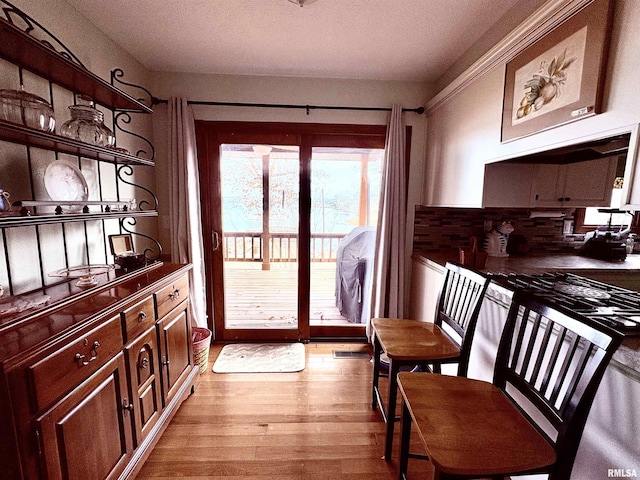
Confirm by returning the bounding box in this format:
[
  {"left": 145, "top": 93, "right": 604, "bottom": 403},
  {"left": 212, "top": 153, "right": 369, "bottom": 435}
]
[{"left": 151, "top": 97, "right": 425, "bottom": 115}]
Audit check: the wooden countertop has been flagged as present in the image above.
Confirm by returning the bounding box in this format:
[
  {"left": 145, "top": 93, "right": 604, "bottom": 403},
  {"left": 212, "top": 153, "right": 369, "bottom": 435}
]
[{"left": 0, "top": 262, "right": 192, "bottom": 364}]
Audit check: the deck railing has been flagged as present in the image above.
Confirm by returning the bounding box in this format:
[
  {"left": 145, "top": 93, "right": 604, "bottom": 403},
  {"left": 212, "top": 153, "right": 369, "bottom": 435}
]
[{"left": 223, "top": 232, "right": 345, "bottom": 263}]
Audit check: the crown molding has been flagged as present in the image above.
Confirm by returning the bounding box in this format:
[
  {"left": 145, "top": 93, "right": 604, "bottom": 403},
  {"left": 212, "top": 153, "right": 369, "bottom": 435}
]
[{"left": 425, "top": 0, "right": 594, "bottom": 116}]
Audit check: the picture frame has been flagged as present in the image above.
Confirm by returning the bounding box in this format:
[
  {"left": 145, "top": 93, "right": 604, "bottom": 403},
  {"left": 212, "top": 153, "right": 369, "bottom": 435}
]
[
  {"left": 501, "top": 0, "right": 613, "bottom": 143},
  {"left": 108, "top": 233, "right": 135, "bottom": 255}
]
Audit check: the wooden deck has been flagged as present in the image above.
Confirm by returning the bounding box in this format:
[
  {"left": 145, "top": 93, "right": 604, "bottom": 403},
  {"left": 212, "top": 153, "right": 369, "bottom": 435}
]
[{"left": 224, "top": 261, "right": 355, "bottom": 328}]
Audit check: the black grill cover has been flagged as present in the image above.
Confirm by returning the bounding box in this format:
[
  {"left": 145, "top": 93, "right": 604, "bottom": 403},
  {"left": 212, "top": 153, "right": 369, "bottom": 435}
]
[{"left": 335, "top": 227, "right": 376, "bottom": 323}]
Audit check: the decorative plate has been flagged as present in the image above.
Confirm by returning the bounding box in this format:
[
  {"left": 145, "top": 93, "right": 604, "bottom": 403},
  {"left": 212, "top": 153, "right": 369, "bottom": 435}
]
[{"left": 43, "top": 160, "right": 89, "bottom": 212}]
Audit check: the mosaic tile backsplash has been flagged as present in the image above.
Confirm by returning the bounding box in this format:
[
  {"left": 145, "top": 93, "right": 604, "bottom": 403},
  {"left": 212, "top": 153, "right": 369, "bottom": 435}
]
[{"left": 413, "top": 206, "right": 585, "bottom": 256}]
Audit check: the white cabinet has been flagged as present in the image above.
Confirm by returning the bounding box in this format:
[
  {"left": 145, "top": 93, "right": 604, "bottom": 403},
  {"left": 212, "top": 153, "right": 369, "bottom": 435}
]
[
  {"left": 530, "top": 158, "right": 617, "bottom": 207},
  {"left": 482, "top": 163, "right": 534, "bottom": 207},
  {"left": 483, "top": 157, "right": 618, "bottom": 208},
  {"left": 409, "top": 256, "right": 444, "bottom": 322}
]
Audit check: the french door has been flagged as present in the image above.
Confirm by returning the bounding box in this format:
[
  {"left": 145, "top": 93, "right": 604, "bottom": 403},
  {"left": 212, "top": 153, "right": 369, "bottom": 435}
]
[{"left": 195, "top": 122, "right": 387, "bottom": 341}]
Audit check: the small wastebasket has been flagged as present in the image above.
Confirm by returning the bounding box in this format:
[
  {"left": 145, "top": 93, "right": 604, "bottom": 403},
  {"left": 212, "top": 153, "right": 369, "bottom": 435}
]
[{"left": 192, "top": 327, "right": 212, "bottom": 374}]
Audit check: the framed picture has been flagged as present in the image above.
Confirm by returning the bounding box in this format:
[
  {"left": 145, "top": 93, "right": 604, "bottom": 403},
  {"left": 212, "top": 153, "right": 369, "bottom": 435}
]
[{"left": 501, "top": 0, "right": 613, "bottom": 142}]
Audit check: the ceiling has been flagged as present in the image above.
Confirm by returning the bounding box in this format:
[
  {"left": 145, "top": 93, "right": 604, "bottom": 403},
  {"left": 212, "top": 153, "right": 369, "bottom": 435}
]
[{"left": 64, "top": 0, "right": 523, "bottom": 83}]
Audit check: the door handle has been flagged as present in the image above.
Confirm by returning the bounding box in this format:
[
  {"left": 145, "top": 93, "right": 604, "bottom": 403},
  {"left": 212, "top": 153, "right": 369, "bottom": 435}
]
[{"left": 212, "top": 231, "right": 220, "bottom": 251}]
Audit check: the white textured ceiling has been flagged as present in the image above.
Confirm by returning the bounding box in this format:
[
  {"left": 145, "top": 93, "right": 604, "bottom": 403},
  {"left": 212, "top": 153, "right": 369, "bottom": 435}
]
[{"left": 64, "top": 0, "right": 522, "bottom": 82}]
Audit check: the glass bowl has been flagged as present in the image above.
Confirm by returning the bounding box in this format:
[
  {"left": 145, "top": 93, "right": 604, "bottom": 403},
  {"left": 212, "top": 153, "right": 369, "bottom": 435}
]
[{"left": 0, "top": 87, "right": 56, "bottom": 132}]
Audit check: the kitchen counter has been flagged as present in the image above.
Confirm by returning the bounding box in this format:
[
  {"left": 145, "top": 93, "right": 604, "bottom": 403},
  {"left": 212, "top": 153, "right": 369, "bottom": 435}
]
[
  {"left": 415, "top": 250, "right": 640, "bottom": 274},
  {"left": 412, "top": 252, "right": 640, "bottom": 374}
]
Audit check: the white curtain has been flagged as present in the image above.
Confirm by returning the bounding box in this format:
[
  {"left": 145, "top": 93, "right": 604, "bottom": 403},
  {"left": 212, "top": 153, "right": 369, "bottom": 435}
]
[
  {"left": 369, "top": 104, "right": 407, "bottom": 336},
  {"left": 167, "top": 97, "right": 207, "bottom": 328}
]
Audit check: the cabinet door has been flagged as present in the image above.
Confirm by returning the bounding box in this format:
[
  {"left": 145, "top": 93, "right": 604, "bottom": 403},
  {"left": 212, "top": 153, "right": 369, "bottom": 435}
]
[
  {"left": 409, "top": 258, "right": 444, "bottom": 322},
  {"left": 37, "top": 353, "right": 133, "bottom": 480},
  {"left": 125, "top": 325, "right": 162, "bottom": 447},
  {"left": 482, "top": 162, "right": 534, "bottom": 207},
  {"left": 531, "top": 159, "right": 617, "bottom": 207},
  {"left": 158, "top": 305, "right": 192, "bottom": 406},
  {"left": 530, "top": 164, "right": 563, "bottom": 206},
  {"left": 561, "top": 157, "right": 617, "bottom": 207}
]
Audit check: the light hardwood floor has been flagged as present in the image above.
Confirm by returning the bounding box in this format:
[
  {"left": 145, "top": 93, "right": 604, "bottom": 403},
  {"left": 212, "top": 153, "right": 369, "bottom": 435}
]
[{"left": 134, "top": 342, "right": 433, "bottom": 480}]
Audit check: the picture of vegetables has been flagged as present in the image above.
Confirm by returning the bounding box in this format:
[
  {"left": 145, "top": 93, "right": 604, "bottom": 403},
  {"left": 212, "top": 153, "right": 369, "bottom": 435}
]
[{"left": 516, "top": 48, "right": 576, "bottom": 119}]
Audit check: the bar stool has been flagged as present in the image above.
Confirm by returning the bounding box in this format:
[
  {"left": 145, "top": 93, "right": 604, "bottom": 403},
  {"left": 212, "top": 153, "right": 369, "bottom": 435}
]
[
  {"left": 371, "top": 262, "right": 490, "bottom": 460},
  {"left": 397, "top": 290, "right": 623, "bottom": 480}
]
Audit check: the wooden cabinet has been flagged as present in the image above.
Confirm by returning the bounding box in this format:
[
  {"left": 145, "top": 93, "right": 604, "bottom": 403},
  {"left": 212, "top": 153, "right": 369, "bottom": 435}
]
[
  {"left": 36, "top": 353, "right": 133, "bottom": 480},
  {"left": 530, "top": 158, "right": 617, "bottom": 207},
  {"left": 125, "top": 326, "right": 162, "bottom": 447},
  {"left": 158, "top": 307, "right": 192, "bottom": 407},
  {"left": 483, "top": 157, "right": 618, "bottom": 208},
  {"left": 122, "top": 296, "right": 156, "bottom": 344},
  {"left": 28, "top": 315, "right": 124, "bottom": 411},
  {"left": 0, "top": 263, "right": 199, "bottom": 480},
  {"left": 0, "top": 10, "right": 192, "bottom": 480}
]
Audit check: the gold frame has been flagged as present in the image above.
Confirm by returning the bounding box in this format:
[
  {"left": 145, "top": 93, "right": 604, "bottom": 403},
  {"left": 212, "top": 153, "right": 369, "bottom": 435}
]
[{"left": 501, "top": 0, "right": 613, "bottom": 142}]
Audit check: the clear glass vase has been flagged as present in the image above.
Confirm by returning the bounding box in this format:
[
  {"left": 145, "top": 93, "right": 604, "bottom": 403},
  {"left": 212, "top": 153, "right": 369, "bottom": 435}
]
[{"left": 60, "top": 98, "right": 115, "bottom": 147}]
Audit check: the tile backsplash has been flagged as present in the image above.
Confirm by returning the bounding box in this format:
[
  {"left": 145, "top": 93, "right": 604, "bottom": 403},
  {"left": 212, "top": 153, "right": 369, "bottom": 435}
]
[{"left": 413, "top": 206, "right": 585, "bottom": 256}]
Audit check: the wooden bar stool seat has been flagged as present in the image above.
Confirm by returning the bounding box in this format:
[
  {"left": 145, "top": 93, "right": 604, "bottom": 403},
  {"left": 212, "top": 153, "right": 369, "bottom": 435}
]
[
  {"left": 397, "top": 290, "right": 623, "bottom": 480},
  {"left": 397, "top": 373, "right": 556, "bottom": 477},
  {"left": 371, "top": 263, "right": 490, "bottom": 460}
]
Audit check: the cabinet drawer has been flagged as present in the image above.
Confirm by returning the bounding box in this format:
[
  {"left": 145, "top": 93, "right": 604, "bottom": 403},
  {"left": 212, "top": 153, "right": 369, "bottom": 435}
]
[
  {"left": 122, "top": 295, "right": 156, "bottom": 342},
  {"left": 29, "top": 315, "right": 124, "bottom": 411},
  {"left": 156, "top": 274, "right": 189, "bottom": 319}
]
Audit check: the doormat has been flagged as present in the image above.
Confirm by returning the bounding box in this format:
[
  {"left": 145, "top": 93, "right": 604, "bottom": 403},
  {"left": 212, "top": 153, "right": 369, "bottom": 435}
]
[{"left": 212, "top": 343, "right": 306, "bottom": 373}]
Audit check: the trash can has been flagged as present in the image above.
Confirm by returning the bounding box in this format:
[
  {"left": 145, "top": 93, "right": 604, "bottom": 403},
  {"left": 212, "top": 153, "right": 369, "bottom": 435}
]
[{"left": 192, "top": 327, "right": 212, "bottom": 374}]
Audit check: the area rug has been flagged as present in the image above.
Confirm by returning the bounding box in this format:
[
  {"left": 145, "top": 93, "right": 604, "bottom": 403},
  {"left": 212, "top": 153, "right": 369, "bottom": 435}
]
[{"left": 212, "top": 342, "right": 306, "bottom": 373}]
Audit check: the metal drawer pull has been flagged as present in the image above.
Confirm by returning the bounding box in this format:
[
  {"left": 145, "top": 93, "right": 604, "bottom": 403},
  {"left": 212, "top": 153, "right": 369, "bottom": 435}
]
[
  {"left": 74, "top": 340, "right": 100, "bottom": 367},
  {"left": 138, "top": 311, "right": 147, "bottom": 322},
  {"left": 122, "top": 398, "right": 134, "bottom": 412},
  {"left": 168, "top": 288, "right": 180, "bottom": 300}
]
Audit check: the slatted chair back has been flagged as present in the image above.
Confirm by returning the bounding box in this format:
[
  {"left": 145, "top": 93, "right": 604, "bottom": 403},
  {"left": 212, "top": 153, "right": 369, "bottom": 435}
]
[
  {"left": 494, "top": 290, "right": 623, "bottom": 480},
  {"left": 434, "top": 262, "right": 490, "bottom": 376}
]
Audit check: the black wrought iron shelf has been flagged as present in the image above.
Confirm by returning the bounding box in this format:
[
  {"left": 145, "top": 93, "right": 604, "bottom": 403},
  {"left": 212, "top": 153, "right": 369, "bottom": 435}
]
[
  {"left": 0, "top": 209, "right": 157, "bottom": 228},
  {"left": 0, "top": 120, "right": 155, "bottom": 166},
  {"left": 0, "top": 18, "right": 152, "bottom": 113}
]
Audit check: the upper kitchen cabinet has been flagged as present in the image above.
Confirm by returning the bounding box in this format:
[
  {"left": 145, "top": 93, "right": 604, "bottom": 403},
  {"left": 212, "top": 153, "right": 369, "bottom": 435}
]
[
  {"left": 482, "top": 132, "right": 629, "bottom": 209},
  {"left": 482, "top": 158, "right": 618, "bottom": 208},
  {"left": 482, "top": 162, "right": 534, "bottom": 208},
  {"left": 530, "top": 157, "right": 617, "bottom": 208}
]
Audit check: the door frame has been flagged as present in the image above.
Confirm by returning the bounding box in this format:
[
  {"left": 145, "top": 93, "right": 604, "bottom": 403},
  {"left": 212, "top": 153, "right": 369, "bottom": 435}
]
[{"left": 195, "top": 121, "right": 409, "bottom": 341}]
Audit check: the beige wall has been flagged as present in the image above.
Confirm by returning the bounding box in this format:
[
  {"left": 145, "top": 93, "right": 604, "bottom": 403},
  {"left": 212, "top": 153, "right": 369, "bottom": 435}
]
[
  {"left": 423, "top": 0, "right": 640, "bottom": 207},
  {"left": 151, "top": 73, "right": 432, "bottom": 265}
]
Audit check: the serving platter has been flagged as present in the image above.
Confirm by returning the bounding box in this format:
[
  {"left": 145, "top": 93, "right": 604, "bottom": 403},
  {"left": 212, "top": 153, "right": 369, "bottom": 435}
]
[
  {"left": 49, "top": 264, "right": 115, "bottom": 287},
  {"left": 43, "top": 160, "right": 88, "bottom": 212}
]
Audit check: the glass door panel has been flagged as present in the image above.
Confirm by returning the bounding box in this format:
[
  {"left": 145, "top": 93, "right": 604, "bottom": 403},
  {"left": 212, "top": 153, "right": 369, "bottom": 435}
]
[
  {"left": 309, "top": 147, "right": 384, "bottom": 328},
  {"left": 220, "top": 144, "right": 299, "bottom": 330}
]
